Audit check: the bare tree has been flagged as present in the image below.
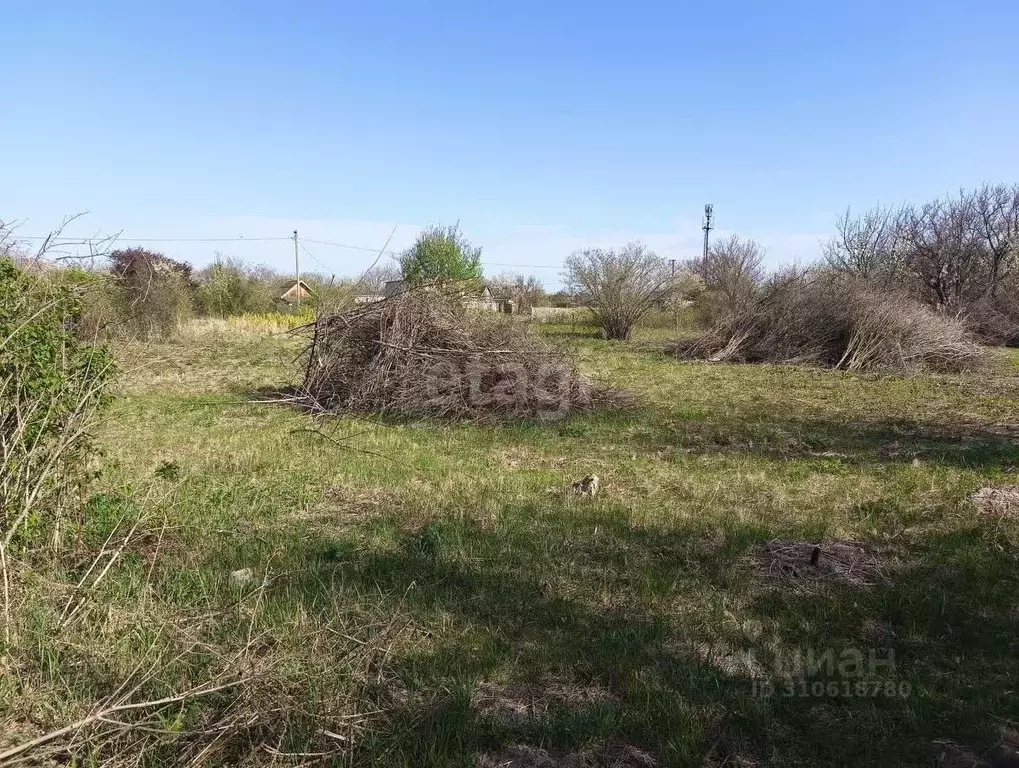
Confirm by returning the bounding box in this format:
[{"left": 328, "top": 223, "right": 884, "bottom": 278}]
[
  {"left": 900, "top": 192, "right": 983, "bottom": 311},
  {"left": 815, "top": 185, "right": 1019, "bottom": 342},
  {"left": 490, "top": 272, "right": 546, "bottom": 313},
  {"left": 973, "top": 183, "right": 1019, "bottom": 298},
  {"left": 356, "top": 261, "right": 402, "bottom": 296},
  {"left": 823, "top": 204, "right": 906, "bottom": 282},
  {"left": 563, "top": 242, "right": 676, "bottom": 340},
  {"left": 694, "top": 234, "right": 765, "bottom": 319}
]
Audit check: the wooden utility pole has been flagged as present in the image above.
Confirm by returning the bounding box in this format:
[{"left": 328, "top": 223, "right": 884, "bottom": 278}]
[{"left": 293, "top": 230, "right": 301, "bottom": 309}]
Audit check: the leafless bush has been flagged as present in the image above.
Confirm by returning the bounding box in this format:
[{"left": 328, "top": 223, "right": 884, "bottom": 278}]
[
  {"left": 693, "top": 234, "right": 765, "bottom": 324},
  {"left": 298, "top": 288, "right": 620, "bottom": 421},
  {"left": 684, "top": 271, "right": 987, "bottom": 372},
  {"left": 563, "top": 242, "right": 677, "bottom": 340}
]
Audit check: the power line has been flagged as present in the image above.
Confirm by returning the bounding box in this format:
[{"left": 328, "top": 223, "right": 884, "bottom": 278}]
[
  {"left": 16, "top": 235, "right": 292, "bottom": 243},
  {"left": 304, "top": 239, "right": 565, "bottom": 270},
  {"left": 14, "top": 231, "right": 568, "bottom": 271},
  {"left": 302, "top": 238, "right": 399, "bottom": 255},
  {"left": 299, "top": 242, "right": 333, "bottom": 275}
]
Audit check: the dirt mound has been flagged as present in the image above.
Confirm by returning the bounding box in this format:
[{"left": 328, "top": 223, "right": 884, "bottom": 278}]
[
  {"left": 298, "top": 289, "right": 619, "bottom": 421},
  {"left": 754, "top": 539, "right": 888, "bottom": 587}
]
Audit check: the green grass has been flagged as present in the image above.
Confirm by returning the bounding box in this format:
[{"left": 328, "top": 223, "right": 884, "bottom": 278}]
[{"left": 4, "top": 323, "right": 1019, "bottom": 766}]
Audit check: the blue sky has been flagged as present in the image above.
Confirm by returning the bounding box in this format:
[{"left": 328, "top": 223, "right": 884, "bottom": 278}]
[{"left": 5, "top": 0, "right": 1018, "bottom": 286}]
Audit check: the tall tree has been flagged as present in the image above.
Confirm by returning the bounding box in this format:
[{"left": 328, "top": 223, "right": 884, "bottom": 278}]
[{"left": 399, "top": 225, "right": 482, "bottom": 285}]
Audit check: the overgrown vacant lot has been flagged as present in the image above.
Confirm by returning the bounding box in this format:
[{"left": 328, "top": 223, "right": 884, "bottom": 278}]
[{"left": 17, "top": 325, "right": 1019, "bottom": 766}]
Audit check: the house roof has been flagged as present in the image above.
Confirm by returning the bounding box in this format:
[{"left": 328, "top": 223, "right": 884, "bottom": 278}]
[
  {"left": 380, "top": 279, "right": 511, "bottom": 302},
  {"left": 280, "top": 280, "right": 314, "bottom": 300}
]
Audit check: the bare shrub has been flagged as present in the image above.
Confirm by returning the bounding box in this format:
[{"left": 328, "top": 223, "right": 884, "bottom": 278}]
[
  {"left": 563, "top": 242, "right": 677, "bottom": 340},
  {"left": 489, "top": 272, "right": 547, "bottom": 314},
  {"left": 959, "top": 291, "right": 1019, "bottom": 345},
  {"left": 357, "top": 261, "right": 402, "bottom": 296},
  {"left": 693, "top": 234, "right": 765, "bottom": 324},
  {"left": 298, "top": 288, "right": 619, "bottom": 421}
]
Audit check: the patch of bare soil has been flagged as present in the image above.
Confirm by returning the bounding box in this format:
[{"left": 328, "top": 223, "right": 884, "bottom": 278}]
[
  {"left": 678, "top": 640, "right": 767, "bottom": 679},
  {"left": 477, "top": 743, "right": 656, "bottom": 768},
  {"left": 971, "top": 485, "right": 1019, "bottom": 519},
  {"left": 876, "top": 440, "right": 924, "bottom": 460},
  {"left": 299, "top": 484, "right": 404, "bottom": 526},
  {"left": 753, "top": 540, "right": 888, "bottom": 587},
  {"left": 472, "top": 678, "right": 614, "bottom": 723}
]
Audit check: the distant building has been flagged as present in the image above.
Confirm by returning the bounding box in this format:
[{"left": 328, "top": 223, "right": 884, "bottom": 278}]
[
  {"left": 279, "top": 280, "right": 314, "bottom": 304},
  {"left": 381, "top": 279, "right": 513, "bottom": 313},
  {"left": 489, "top": 288, "right": 515, "bottom": 314}
]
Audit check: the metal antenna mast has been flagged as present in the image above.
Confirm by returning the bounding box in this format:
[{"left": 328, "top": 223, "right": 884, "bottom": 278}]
[{"left": 702, "top": 204, "right": 714, "bottom": 266}]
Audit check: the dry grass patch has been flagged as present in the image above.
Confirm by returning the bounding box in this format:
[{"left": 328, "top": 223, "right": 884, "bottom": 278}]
[
  {"left": 302, "top": 484, "right": 407, "bottom": 524},
  {"left": 476, "top": 743, "right": 657, "bottom": 768},
  {"left": 753, "top": 539, "right": 890, "bottom": 587},
  {"left": 473, "top": 677, "right": 615, "bottom": 723},
  {"left": 970, "top": 485, "right": 1019, "bottom": 519}
]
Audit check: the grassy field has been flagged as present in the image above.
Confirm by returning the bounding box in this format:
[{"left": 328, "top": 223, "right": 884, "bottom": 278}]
[{"left": 4, "top": 321, "right": 1019, "bottom": 766}]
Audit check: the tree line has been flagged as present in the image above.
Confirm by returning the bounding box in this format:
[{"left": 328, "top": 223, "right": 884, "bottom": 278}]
[{"left": 562, "top": 183, "right": 1019, "bottom": 344}]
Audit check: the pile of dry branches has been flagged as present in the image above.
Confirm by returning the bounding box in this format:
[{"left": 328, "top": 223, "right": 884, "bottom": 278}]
[
  {"left": 683, "top": 273, "right": 987, "bottom": 373},
  {"left": 298, "top": 288, "right": 616, "bottom": 420}
]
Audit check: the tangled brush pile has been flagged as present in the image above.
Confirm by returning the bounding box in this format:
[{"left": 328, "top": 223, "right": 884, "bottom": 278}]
[
  {"left": 684, "top": 274, "right": 987, "bottom": 373},
  {"left": 298, "top": 289, "right": 616, "bottom": 421}
]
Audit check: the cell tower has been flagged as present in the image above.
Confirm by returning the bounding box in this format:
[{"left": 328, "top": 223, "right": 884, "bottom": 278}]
[{"left": 702, "top": 204, "right": 714, "bottom": 265}]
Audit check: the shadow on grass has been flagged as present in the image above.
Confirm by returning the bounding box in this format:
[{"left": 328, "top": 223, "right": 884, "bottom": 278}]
[
  {"left": 741, "top": 524, "right": 1019, "bottom": 766},
  {"left": 257, "top": 503, "right": 1019, "bottom": 767},
  {"left": 622, "top": 407, "right": 1019, "bottom": 471}
]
